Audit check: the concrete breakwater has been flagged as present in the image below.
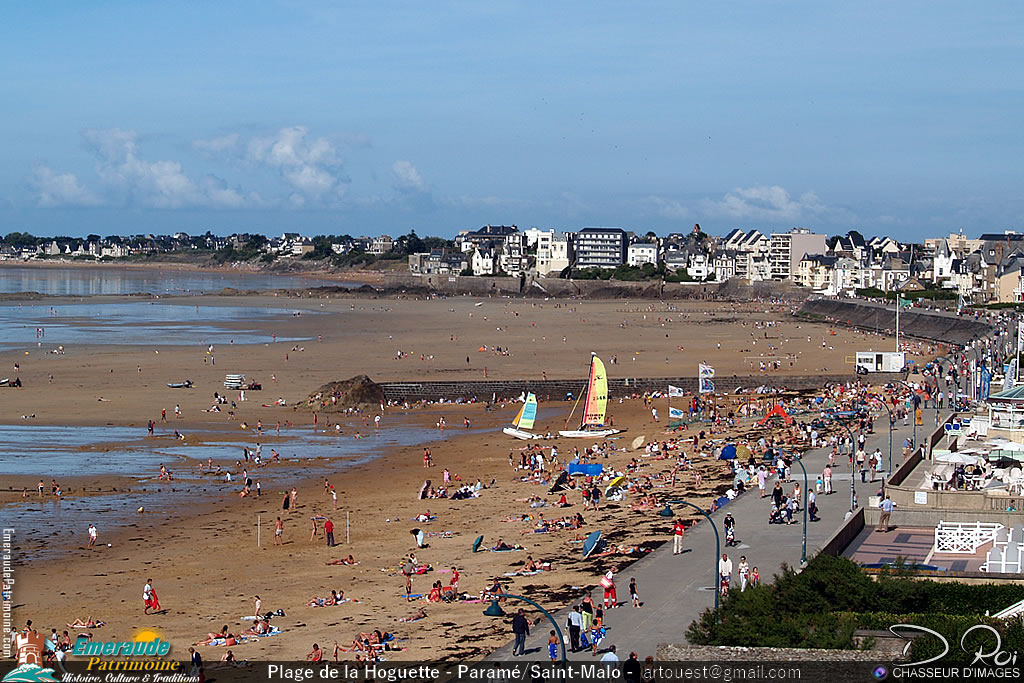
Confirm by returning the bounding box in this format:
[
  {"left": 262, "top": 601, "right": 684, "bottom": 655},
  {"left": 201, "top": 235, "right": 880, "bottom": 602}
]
[
  {"left": 798, "top": 299, "right": 992, "bottom": 346},
  {"left": 377, "top": 371, "right": 903, "bottom": 403}
]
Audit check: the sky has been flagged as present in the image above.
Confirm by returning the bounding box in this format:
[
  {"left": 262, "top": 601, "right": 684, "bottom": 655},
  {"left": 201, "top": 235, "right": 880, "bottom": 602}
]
[{"left": 1, "top": 1, "right": 1022, "bottom": 240}]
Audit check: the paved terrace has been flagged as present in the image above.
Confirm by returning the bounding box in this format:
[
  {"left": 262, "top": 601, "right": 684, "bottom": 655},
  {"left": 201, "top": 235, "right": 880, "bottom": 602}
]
[{"left": 488, "top": 418, "right": 923, "bottom": 661}]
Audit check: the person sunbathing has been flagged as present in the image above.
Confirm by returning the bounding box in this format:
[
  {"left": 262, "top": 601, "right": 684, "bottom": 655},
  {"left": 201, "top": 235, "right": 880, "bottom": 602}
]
[
  {"left": 325, "top": 555, "right": 358, "bottom": 565},
  {"left": 221, "top": 649, "right": 236, "bottom": 662},
  {"left": 491, "top": 538, "right": 512, "bottom": 550},
  {"left": 399, "top": 607, "right": 427, "bottom": 622},
  {"left": 67, "top": 618, "right": 104, "bottom": 628},
  {"left": 243, "top": 619, "right": 273, "bottom": 636},
  {"left": 193, "top": 628, "right": 236, "bottom": 646},
  {"left": 523, "top": 556, "right": 538, "bottom": 572},
  {"left": 427, "top": 582, "right": 442, "bottom": 603}
]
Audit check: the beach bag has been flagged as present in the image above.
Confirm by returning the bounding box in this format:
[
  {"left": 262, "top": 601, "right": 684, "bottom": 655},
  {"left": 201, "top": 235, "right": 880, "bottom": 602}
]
[{"left": 600, "top": 575, "right": 614, "bottom": 590}]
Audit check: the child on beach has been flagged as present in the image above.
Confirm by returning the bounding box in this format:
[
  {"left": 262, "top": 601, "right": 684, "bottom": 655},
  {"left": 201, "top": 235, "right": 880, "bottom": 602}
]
[
  {"left": 629, "top": 577, "right": 640, "bottom": 607},
  {"left": 548, "top": 631, "right": 559, "bottom": 661}
]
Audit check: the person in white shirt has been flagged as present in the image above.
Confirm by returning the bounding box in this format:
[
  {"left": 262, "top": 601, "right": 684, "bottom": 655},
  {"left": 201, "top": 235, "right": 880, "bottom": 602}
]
[
  {"left": 718, "top": 553, "right": 733, "bottom": 593},
  {"left": 600, "top": 645, "right": 620, "bottom": 663},
  {"left": 738, "top": 556, "right": 750, "bottom": 591},
  {"left": 88, "top": 524, "right": 97, "bottom": 547}
]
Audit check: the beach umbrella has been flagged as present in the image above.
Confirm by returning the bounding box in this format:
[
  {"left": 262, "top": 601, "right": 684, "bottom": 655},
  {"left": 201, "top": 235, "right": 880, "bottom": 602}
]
[
  {"left": 472, "top": 535, "right": 484, "bottom": 553},
  {"left": 736, "top": 445, "right": 752, "bottom": 460},
  {"left": 719, "top": 445, "right": 737, "bottom": 460},
  {"left": 548, "top": 471, "right": 570, "bottom": 493},
  {"left": 582, "top": 530, "right": 602, "bottom": 559},
  {"left": 418, "top": 480, "right": 431, "bottom": 500},
  {"left": 606, "top": 475, "right": 626, "bottom": 489},
  {"left": 631, "top": 436, "right": 645, "bottom": 450}
]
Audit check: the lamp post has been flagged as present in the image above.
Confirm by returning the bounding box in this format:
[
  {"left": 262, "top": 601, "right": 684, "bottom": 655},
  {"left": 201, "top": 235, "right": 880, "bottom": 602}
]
[
  {"left": 777, "top": 446, "right": 809, "bottom": 566},
  {"left": 666, "top": 498, "right": 721, "bottom": 612},
  {"left": 484, "top": 593, "right": 567, "bottom": 663},
  {"left": 933, "top": 354, "right": 955, "bottom": 418},
  {"left": 869, "top": 399, "right": 895, "bottom": 478},
  {"left": 892, "top": 379, "right": 918, "bottom": 451},
  {"left": 824, "top": 416, "right": 858, "bottom": 511}
]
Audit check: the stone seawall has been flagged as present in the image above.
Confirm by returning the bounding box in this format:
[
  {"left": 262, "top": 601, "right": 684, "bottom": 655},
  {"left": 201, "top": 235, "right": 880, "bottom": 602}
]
[
  {"left": 377, "top": 371, "right": 898, "bottom": 402},
  {"left": 798, "top": 299, "right": 992, "bottom": 345},
  {"left": 377, "top": 273, "right": 808, "bottom": 301}
]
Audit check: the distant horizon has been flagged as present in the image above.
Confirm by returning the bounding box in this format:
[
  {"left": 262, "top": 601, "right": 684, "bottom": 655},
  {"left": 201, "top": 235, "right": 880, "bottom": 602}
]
[{"left": 2, "top": 2, "right": 1022, "bottom": 239}]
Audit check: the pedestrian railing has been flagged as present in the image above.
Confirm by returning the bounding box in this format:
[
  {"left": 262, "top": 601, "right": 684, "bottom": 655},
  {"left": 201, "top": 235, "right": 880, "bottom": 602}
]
[{"left": 934, "top": 520, "right": 1005, "bottom": 554}]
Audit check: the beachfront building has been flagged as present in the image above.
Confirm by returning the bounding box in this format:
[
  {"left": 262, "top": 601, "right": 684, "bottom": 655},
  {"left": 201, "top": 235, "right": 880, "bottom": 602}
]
[
  {"left": 408, "top": 249, "right": 469, "bottom": 276},
  {"left": 687, "top": 252, "right": 712, "bottom": 280},
  {"left": 627, "top": 241, "right": 658, "bottom": 267},
  {"left": 457, "top": 225, "right": 519, "bottom": 253},
  {"left": 368, "top": 235, "right": 394, "bottom": 255},
  {"left": 713, "top": 250, "right": 737, "bottom": 281},
  {"left": 471, "top": 248, "right": 496, "bottom": 275},
  {"left": 769, "top": 228, "right": 827, "bottom": 281},
  {"left": 535, "top": 231, "right": 571, "bottom": 276},
  {"left": 573, "top": 227, "right": 627, "bottom": 269},
  {"left": 498, "top": 232, "right": 526, "bottom": 276}
]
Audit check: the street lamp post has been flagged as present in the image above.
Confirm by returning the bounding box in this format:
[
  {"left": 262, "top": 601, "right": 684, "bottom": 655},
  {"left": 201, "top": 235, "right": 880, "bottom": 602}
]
[
  {"left": 667, "top": 498, "right": 721, "bottom": 612},
  {"left": 870, "top": 399, "right": 895, "bottom": 478},
  {"left": 778, "top": 446, "right": 809, "bottom": 566},
  {"left": 485, "top": 593, "right": 567, "bottom": 662},
  {"left": 824, "top": 416, "right": 858, "bottom": 511},
  {"left": 892, "top": 379, "right": 918, "bottom": 450}
]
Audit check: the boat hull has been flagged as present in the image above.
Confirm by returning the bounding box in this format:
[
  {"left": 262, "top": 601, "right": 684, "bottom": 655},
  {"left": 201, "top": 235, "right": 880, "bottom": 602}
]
[
  {"left": 503, "top": 427, "right": 542, "bottom": 440},
  {"left": 558, "top": 428, "right": 622, "bottom": 438}
]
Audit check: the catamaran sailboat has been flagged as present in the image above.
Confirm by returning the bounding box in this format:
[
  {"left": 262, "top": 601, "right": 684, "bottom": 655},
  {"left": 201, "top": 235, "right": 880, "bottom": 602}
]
[
  {"left": 503, "top": 392, "right": 542, "bottom": 440},
  {"left": 559, "top": 355, "right": 623, "bottom": 438}
]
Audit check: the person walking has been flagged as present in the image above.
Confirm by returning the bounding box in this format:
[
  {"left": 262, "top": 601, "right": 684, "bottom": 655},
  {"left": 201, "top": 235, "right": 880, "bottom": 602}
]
[
  {"left": 672, "top": 518, "right": 686, "bottom": 555},
  {"left": 877, "top": 494, "right": 897, "bottom": 532},
  {"left": 629, "top": 577, "right": 640, "bottom": 607},
  {"left": 253, "top": 595, "right": 262, "bottom": 619},
  {"left": 823, "top": 465, "right": 833, "bottom": 494},
  {"left": 324, "top": 518, "right": 335, "bottom": 547},
  {"left": 567, "top": 606, "right": 583, "bottom": 652},
  {"left": 718, "top": 553, "right": 733, "bottom": 595},
  {"left": 856, "top": 448, "right": 867, "bottom": 483},
  {"left": 87, "top": 524, "right": 97, "bottom": 548},
  {"left": 511, "top": 609, "right": 529, "bottom": 656},
  {"left": 274, "top": 517, "right": 284, "bottom": 545},
  {"left": 738, "top": 556, "right": 750, "bottom": 591}
]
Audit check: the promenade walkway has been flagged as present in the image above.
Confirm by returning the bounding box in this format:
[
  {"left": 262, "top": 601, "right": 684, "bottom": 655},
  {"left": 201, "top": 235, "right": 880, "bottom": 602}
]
[{"left": 489, "top": 418, "right": 923, "bottom": 660}]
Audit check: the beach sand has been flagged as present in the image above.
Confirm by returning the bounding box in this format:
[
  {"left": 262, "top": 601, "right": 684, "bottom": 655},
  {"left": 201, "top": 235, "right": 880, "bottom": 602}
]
[{"left": 2, "top": 294, "right": 934, "bottom": 661}]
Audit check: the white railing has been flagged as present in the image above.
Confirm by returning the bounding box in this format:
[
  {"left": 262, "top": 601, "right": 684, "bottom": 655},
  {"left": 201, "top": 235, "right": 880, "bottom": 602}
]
[
  {"left": 992, "top": 598, "right": 1024, "bottom": 619},
  {"left": 934, "top": 521, "right": 1005, "bottom": 554}
]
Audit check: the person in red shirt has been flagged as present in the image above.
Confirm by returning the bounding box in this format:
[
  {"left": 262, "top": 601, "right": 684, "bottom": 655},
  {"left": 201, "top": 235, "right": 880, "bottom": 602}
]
[
  {"left": 450, "top": 566, "right": 460, "bottom": 592},
  {"left": 324, "top": 518, "right": 335, "bottom": 547},
  {"left": 672, "top": 519, "right": 686, "bottom": 555}
]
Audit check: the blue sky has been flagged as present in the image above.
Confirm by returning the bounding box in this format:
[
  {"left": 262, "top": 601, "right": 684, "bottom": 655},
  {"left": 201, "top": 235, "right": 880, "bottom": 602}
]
[{"left": 1, "top": 1, "right": 1022, "bottom": 239}]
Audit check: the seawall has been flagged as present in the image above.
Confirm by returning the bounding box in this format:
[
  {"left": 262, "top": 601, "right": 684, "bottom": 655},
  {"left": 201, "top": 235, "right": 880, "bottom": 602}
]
[
  {"left": 377, "top": 371, "right": 905, "bottom": 403},
  {"left": 798, "top": 299, "right": 992, "bottom": 345}
]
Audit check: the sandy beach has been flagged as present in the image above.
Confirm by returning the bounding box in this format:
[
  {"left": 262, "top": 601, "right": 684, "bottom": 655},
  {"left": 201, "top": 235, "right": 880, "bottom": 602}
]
[{"left": 2, "top": 291, "right": 936, "bottom": 662}]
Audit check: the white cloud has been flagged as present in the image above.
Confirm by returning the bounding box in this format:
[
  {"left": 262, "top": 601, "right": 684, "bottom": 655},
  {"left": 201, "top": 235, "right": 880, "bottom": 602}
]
[
  {"left": 193, "top": 133, "right": 240, "bottom": 154},
  {"left": 83, "top": 128, "right": 203, "bottom": 208},
  {"left": 391, "top": 160, "right": 425, "bottom": 192},
  {"left": 703, "top": 185, "right": 825, "bottom": 221},
  {"left": 248, "top": 126, "right": 344, "bottom": 198},
  {"left": 29, "top": 165, "right": 100, "bottom": 207}
]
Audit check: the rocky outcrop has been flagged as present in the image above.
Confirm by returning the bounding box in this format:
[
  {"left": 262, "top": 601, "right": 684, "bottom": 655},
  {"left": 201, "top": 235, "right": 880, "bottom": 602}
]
[{"left": 307, "top": 375, "right": 386, "bottom": 411}]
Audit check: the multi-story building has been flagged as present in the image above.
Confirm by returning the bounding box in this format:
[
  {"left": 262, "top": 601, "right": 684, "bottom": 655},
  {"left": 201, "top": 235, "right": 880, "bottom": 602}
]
[
  {"left": 535, "top": 231, "right": 571, "bottom": 276},
  {"left": 769, "top": 228, "right": 827, "bottom": 280},
  {"left": 408, "top": 249, "right": 468, "bottom": 276},
  {"left": 627, "top": 242, "right": 658, "bottom": 267},
  {"left": 498, "top": 233, "right": 525, "bottom": 276},
  {"left": 573, "top": 227, "right": 627, "bottom": 269},
  {"left": 368, "top": 235, "right": 394, "bottom": 255},
  {"left": 457, "top": 225, "right": 519, "bottom": 253},
  {"left": 471, "top": 248, "right": 495, "bottom": 275}
]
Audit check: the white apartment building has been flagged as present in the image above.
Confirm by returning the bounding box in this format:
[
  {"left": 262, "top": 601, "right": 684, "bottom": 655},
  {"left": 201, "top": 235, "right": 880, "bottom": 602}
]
[
  {"left": 535, "top": 231, "right": 571, "bottom": 276},
  {"left": 627, "top": 242, "right": 658, "bottom": 267}
]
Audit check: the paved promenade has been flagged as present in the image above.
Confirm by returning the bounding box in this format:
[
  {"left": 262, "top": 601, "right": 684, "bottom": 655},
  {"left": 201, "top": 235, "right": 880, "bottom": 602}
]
[{"left": 489, "top": 417, "right": 924, "bottom": 661}]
